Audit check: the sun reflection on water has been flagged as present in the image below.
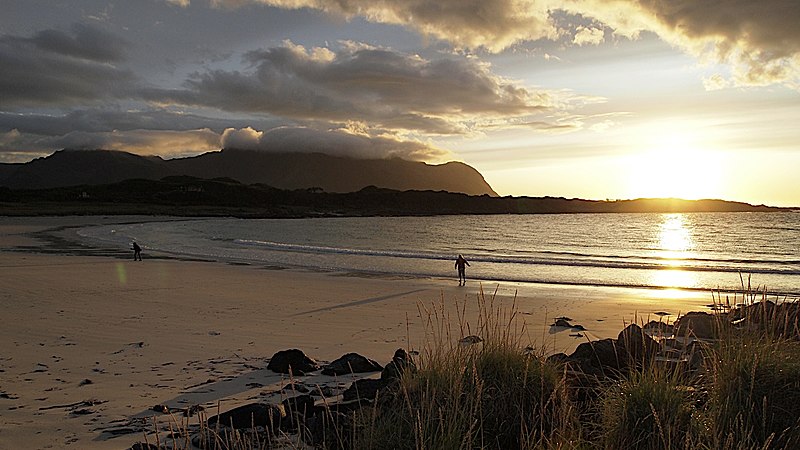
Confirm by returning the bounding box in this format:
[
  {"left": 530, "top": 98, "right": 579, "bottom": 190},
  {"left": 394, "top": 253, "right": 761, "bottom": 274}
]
[{"left": 652, "top": 214, "right": 699, "bottom": 289}]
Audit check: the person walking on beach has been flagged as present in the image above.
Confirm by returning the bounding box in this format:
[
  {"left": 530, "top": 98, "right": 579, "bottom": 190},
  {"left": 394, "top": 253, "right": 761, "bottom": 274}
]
[
  {"left": 132, "top": 241, "right": 142, "bottom": 261},
  {"left": 455, "top": 254, "right": 470, "bottom": 286}
]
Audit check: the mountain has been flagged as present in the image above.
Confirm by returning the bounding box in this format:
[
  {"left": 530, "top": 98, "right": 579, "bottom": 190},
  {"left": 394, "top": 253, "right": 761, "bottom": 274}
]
[
  {"left": 0, "top": 149, "right": 498, "bottom": 196},
  {"left": 0, "top": 150, "right": 175, "bottom": 190}
]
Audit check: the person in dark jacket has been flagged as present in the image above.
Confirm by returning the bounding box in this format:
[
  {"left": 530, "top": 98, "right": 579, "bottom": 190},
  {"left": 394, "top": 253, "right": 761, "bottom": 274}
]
[
  {"left": 455, "top": 254, "right": 470, "bottom": 286},
  {"left": 132, "top": 241, "right": 142, "bottom": 261}
]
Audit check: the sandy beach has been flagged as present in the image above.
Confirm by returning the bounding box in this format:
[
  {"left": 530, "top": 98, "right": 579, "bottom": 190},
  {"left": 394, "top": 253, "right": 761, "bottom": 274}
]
[{"left": 0, "top": 216, "right": 714, "bottom": 449}]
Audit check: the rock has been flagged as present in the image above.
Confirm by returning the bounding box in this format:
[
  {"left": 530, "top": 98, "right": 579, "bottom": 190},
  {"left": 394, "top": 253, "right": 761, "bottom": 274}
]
[
  {"left": 207, "top": 403, "right": 285, "bottom": 431},
  {"left": 303, "top": 411, "right": 352, "bottom": 449},
  {"left": 311, "top": 385, "right": 337, "bottom": 397},
  {"left": 130, "top": 444, "right": 162, "bottom": 450},
  {"left": 342, "top": 378, "right": 384, "bottom": 401},
  {"left": 568, "top": 338, "right": 623, "bottom": 374},
  {"left": 617, "top": 324, "right": 660, "bottom": 365},
  {"left": 151, "top": 404, "right": 169, "bottom": 414},
  {"left": 458, "top": 335, "right": 483, "bottom": 345},
  {"left": 321, "top": 353, "right": 383, "bottom": 376},
  {"left": 546, "top": 353, "right": 569, "bottom": 364},
  {"left": 380, "top": 348, "right": 416, "bottom": 383},
  {"left": 282, "top": 381, "right": 310, "bottom": 394},
  {"left": 184, "top": 404, "right": 204, "bottom": 417},
  {"left": 552, "top": 319, "right": 586, "bottom": 331},
  {"left": 79, "top": 378, "right": 93, "bottom": 386},
  {"left": 553, "top": 318, "right": 572, "bottom": 327},
  {"left": 191, "top": 433, "right": 214, "bottom": 449},
  {"left": 642, "top": 320, "right": 673, "bottom": 334},
  {"left": 267, "top": 349, "right": 319, "bottom": 375},
  {"left": 281, "top": 394, "right": 317, "bottom": 431},
  {"left": 282, "top": 394, "right": 316, "bottom": 418},
  {"left": 674, "top": 312, "right": 717, "bottom": 339}
]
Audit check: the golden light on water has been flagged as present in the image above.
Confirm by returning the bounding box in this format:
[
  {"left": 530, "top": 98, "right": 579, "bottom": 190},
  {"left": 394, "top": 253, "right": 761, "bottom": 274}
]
[{"left": 652, "top": 213, "right": 698, "bottom": 289}]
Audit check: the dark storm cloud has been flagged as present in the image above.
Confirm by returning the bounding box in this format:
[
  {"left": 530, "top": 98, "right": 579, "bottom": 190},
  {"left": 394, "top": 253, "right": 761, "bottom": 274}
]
[
  {"left": 0, "top": 25, "right": 135, "bottom": 107},
  {"left": 148, "top": 41, "right": 556, "bottom": 135},
  {"left": 627, "top": 0, "right": 800, "bottom": 85},
  {"left": 28, "top": 23, "right": 128, "bottom": 62}
]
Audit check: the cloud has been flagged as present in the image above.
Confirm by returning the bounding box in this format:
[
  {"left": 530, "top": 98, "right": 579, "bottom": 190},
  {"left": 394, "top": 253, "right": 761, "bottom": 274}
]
[
  {"left": 221, "top": 126, "right": 450, "bottom": 161},
  {"left": 28, "top": 23, "right": 128, "bottom": 62},
  {"left": 0, "top": 128, "right": 222, "bottom": 160},
  {"left": 573, "top": 26, "right": 605, "bottom": 46},
  {"left": 149, "top": 40, "right": 561, "bottom": 135},
  {"left": 0, "top": 25, "right": 135, "bottom": 107},
  {"left": 205, "top": 0, "right": 557, "bottom": 52},
  {"left": 181, "top": 0, "right": 800, "bottom": 88},
  {"left": 0, "top": 109, "right": 281, "bottom": 136},
  {"left": 567, "top": 0, "right": 800, "bottom": 88}
]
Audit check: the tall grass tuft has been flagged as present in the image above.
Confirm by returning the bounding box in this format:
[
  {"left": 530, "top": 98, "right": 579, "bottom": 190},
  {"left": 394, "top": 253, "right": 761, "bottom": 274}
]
[
  {"left": 600, "top": 367, "right": 700, "bottom": 450},
  {"left": 707, "top": 331, "right": 800, "bottom": 448},
  {"left": 352, "top": 286, "right": 580, "bottom": 450}
]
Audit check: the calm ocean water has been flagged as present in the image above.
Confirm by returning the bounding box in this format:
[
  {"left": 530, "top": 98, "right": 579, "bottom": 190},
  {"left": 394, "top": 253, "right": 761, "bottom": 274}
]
[{"left": 76, "top": 212, "right": 800, "bottom": 295}]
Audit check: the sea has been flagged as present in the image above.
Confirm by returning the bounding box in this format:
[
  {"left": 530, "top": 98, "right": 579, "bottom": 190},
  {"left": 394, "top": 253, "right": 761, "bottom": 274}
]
[{"left": 76, "top": 212, "right": 800, "bottom": 296}]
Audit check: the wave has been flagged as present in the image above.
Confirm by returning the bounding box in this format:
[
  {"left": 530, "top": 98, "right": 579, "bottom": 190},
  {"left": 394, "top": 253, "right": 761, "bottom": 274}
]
[{"left": 234, "top": 239, "right": 800, "bottom": 277}]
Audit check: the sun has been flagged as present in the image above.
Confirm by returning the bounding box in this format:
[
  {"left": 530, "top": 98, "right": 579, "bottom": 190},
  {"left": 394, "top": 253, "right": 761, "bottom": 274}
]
[{"left": 624, "top": 134, "right": 727, "bottom": 200}]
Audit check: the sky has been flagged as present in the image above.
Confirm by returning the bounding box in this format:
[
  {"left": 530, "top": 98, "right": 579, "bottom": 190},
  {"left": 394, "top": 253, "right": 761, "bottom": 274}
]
[{"left": 1, "top": 1, "right": 799, "bottom": 206}]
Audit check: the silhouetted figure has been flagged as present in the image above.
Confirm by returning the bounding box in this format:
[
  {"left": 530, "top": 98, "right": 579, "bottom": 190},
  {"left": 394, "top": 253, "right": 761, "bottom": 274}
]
[
  {"left": 132, "top": 241, "right": 142, "bottom": 261},
  {"left": 455, "top": 254, "right": 470, "bottom": 286}
]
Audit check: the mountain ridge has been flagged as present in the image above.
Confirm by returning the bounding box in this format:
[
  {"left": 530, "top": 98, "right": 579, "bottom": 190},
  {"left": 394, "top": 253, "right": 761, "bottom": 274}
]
[
  {"left": 0, "top": 149, "right": 498, "bottom": 196},
  {"left": 0, "top": 175, "right": 789, "bottom": 217}
]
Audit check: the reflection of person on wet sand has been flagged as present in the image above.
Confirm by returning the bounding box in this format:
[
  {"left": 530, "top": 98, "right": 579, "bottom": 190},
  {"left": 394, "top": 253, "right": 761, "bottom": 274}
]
[
  {"left": 132, "top": 241, "right": 142, "bottom": 261},
  {"left": 455, "top": 254, "right": 470, "bottom": 286}
]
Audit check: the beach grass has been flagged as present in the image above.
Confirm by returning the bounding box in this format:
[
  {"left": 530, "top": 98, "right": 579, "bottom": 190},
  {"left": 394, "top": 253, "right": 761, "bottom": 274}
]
[{"left": 134, "top": 286, "right": 800, "bottom": 450}]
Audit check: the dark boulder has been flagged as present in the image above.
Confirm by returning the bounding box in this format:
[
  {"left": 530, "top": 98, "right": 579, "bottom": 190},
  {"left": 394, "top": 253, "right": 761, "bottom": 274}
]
[
  {"left": 130, "top": 444, "right": 162, "bottom": 450},
  {"left": 674, "top": 312, "right": 717, "bottom": 339},
  {"left": 282, "top": 394, "right": 316, "bottom": 418},
  {"left": 303, "top": 411, "right": 352, "bottom": 449},
  {"left": 267, "top": 349, "right": 319, "bottom": 375},
  {"left": 567, "top": 338, "right": 623, "bottom": 375},
  {"left": 281, "top": 394, "right": 317, "bottom": 431},
  {"left": 207, "top": 403, "right": 284, "bottom": 431},
  {"left": 642, "top": 320, "right": 673, "bottom": 334},
  {"left": 546, "top": 352, "right": 569, "bottom": 364},
  {"left": 322, "top": 353, "right": 383, "bottom": 376},
  {"left": 342, "top": 378, "right": 384, "bottom": 401},
  {"left": 380, "top": 348, "right": 416, "bottom": 382},
  {"left": 617, "top": 324, "right": 660, "bottom": 364}
]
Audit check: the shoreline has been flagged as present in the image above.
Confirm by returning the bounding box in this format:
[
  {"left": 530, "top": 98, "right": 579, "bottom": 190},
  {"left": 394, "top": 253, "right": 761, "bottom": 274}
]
[
  {"left": 0, "top": 215, "right": 721, "bottom": 449},
  {"left": 29, "top": 214, "right": 798, "bottom": 297}
]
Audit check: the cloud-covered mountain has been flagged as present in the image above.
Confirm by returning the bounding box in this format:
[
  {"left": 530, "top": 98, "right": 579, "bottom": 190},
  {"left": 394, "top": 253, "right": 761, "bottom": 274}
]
[{"left": 0, "top": 149, "right": 498, "bottom": 196}]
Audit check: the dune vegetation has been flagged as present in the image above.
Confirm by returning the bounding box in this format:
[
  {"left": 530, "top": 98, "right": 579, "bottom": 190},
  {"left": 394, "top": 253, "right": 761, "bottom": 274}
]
[{"left": 135, "top": 286, "right": 800, "bottom": 450}]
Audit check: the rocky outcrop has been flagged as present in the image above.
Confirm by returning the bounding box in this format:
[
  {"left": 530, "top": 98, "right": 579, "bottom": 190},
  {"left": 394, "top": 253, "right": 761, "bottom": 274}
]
[
  {"left": 267, "top": 349, "right": 319, "bottom": 375},
  {"left": 207, "top": 403, "right": 285, "bottom": 431},
  {"left": 674, "top": 312, "right": 717, "bottom": 339},
  {"left": 321, "top": 353, "right": 383, "bottom": 376}
]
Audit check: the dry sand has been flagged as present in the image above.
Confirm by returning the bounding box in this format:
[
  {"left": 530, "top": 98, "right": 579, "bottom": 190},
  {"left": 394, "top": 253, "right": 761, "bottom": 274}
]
[{"left": 0, "top": 216, "right": 713, "bottom": 449}]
